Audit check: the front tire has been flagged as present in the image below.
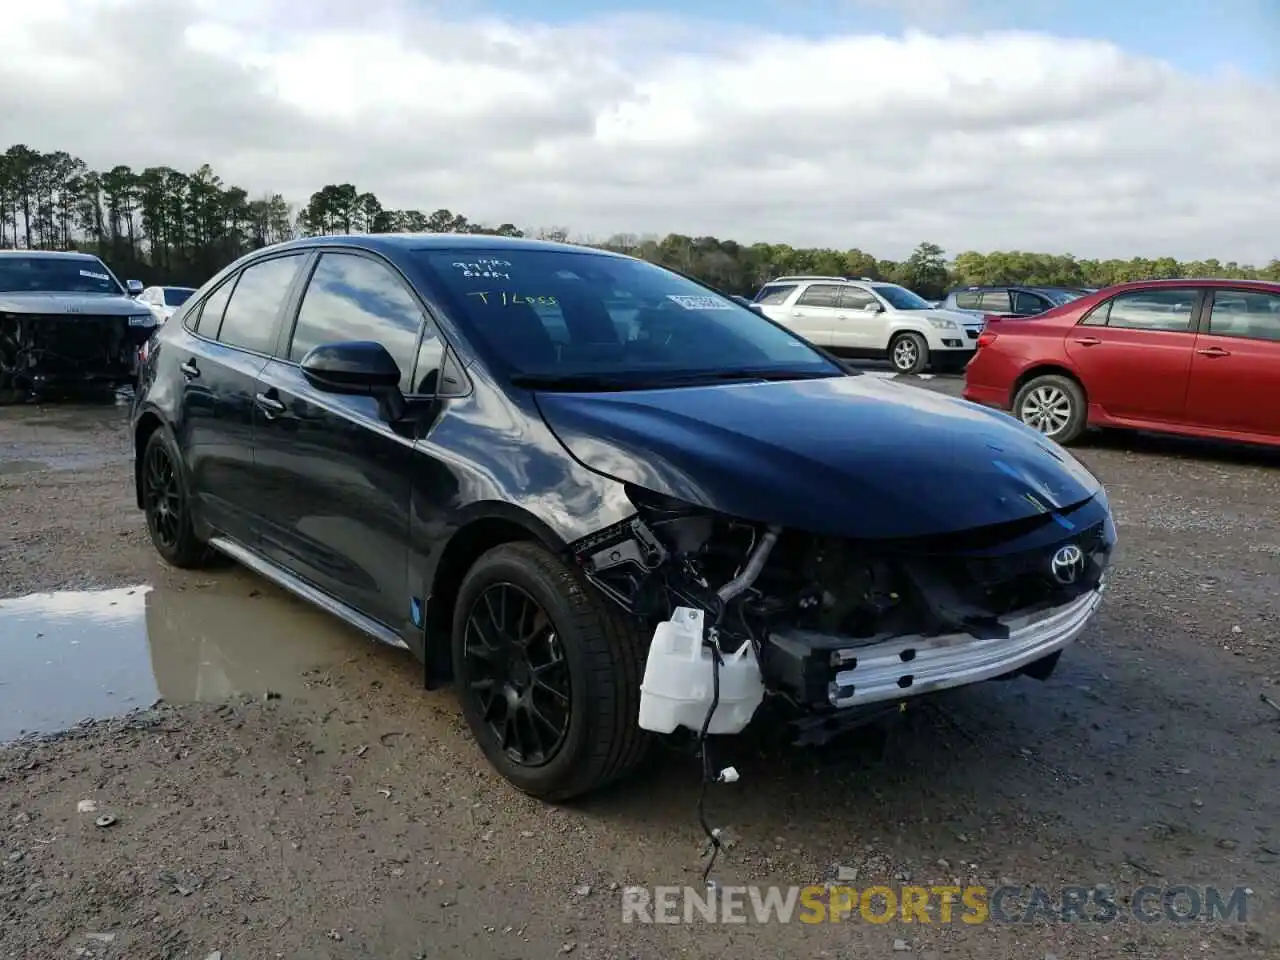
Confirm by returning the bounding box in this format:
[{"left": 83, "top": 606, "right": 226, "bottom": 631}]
[
  {"left": 141, "top": 428, "right": 214, "bottom": 568},
  {"left": 1013, "top": 374, "right": 1087, "bottom": 444},
  {"left": 451, "top": 541, "right": 652, "bottom": 801},
  {"left": 889, "top": 332, "right": 928, "bottom": 374}
]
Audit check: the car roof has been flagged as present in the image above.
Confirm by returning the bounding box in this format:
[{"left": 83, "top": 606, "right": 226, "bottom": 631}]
[
  {"left": 263, "top": 233, "right": 628, "bottom": 259},
  {"left": 0, "top": 250, "right": 103, "bottom": 261},
  {"left": 950, "top": 284, "right": 1081, "bottom": 294},
  {"left": 1103, "top": 277, "right": 1280, "bottom": 293}
]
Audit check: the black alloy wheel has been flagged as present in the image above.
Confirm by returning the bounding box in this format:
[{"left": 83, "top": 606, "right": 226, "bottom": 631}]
[
  {"left": 144, "top": 440, "right": 182, "bottom": 552},
  {"left": 451, "top": 541, "right": 651, "bottom": 801},
  {"left": 463, "top": 582, "right": 571, "bottom": 766},
  {"left": 141, "top": 428, "right": 213, "bottom": 568}
]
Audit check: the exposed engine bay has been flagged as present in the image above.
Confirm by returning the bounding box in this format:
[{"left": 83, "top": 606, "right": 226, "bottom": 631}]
[
  {"left": 572, "top": 483, "right": 1114, "bottom": 737},
  {"left": 0, "top": 313, "right": 141, "bottom": 401}
]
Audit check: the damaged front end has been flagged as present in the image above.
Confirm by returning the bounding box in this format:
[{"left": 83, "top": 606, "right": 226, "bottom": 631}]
[
  {"left": 571, "top": 484, "right": 1115, "bottom": 742},
  {"left": 0, "top": 311, "right": 147, "bottom": 401}
]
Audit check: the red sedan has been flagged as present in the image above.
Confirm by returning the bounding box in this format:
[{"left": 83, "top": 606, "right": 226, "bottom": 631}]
[{"left": 963, "top": 279, "right": 1280, "bottom": 447}]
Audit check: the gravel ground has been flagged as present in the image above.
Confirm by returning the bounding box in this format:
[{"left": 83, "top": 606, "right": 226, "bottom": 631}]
[{"left": 1, "top": 380, "right": 1277, "bottom": 960}]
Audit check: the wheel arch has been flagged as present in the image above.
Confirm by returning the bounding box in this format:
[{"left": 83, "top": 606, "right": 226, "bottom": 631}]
[
  {"left": 422, "top": 504, "right": 570, "bottom": 686},
  {"left": 132, "top": 409, "right": 166, "bottom": 508},
  {"left": 1010, "top": 364, "right": 1087, "bottom": 409}
]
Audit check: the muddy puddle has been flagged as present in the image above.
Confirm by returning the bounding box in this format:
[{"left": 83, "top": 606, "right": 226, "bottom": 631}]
[
  {"left": 0, "top": 399, "right": 132, "bottom": 473},
  {"left": 0, "top": 573, "right": 397, "bottom": 742}
]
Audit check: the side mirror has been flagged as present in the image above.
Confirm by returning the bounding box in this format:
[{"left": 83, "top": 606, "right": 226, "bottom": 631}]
[
  {"left": 300, "top": 341, "right": 405, "bottom": 421},
  {"left": 126, "top": 279, "right": 144, "bottom": 296},
  {"left": 863, "top": 302, "right": 883, "bottom": 313}
]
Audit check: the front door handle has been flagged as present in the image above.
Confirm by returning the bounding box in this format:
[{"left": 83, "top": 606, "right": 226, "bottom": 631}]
[
  {"left": 1073, "top": 337, "right": 1102, "bottom": 346},
  {"left": 179, "top": 359, "right": 200, "bottom": 378},
  {"left": 255, "top": 392, "right": 287, "bottom": 417},
  {"left": 1196, "top": 346, "right": 1231, "bottom": 358}
]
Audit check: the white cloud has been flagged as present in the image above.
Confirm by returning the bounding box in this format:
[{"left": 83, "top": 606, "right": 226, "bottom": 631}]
[{"left": 2, "top": 0, "right": 1278, "bottom": 262}]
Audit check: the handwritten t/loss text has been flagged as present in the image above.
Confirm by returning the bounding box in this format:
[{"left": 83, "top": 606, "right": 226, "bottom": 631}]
[{"left": 465, "top": 292, "right": 559, "bottom": 306}]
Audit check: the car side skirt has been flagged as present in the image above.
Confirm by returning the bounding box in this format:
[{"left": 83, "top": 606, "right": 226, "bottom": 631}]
[{"left": 208, "top": 535, "right": 410, "bottom": 651}]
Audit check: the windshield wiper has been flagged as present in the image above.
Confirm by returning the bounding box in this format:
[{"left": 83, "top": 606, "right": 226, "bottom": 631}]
[
  {"left": 646, "top": 368, "right": 843, "bottom": 386},
  {"left": 509, "top": 373, "right": 646, "bottom": 391},
  {"left": 511, "top": 368, "right": 844, "bottom": 392}
]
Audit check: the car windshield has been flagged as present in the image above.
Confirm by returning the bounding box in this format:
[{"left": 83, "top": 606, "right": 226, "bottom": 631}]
[
  {"left": 415, "top": 249, "right": 842, "bottom": 386},
  {"left": 871, "top": 284, "right": 932, "bottom": 310},
  {"left": 0, "top": 256, "right": 124, "bottom": 295},
  {"left": 164, "top": 288, "right": 194, "bottom": 306}
]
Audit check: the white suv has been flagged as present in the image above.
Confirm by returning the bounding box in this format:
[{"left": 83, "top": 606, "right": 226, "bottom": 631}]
[{"left": 752, "top": 276, "right": 985, "bottom": 374}]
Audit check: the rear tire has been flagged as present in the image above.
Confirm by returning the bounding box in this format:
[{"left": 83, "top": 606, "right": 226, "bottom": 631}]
[
  {"left": 141, "top": 428, "right": 215, "bottom": 568},
  {"left": 889, "top": 332, "right": 928, "bottom": 375},
  {"left": 451, "top": 541, "right": 652, "bottom": 801},
  {"left": 1012, "top": 374, "right": 1087, "bottom": 445}
]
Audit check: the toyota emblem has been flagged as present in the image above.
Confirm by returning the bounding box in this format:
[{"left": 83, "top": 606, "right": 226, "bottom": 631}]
[{"left": 1050, "top": 544, "right": 1086, "bottom": 585}]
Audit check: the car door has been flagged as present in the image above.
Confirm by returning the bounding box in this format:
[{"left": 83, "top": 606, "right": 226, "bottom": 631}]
[
  {"left": 178, "top": 254, "right": 310, "bottom": 546},
  {"left": 250, "top": 250, "right": 430, "bottom": 628},
  {"left": 1182, "top": 288, "right": 1280, "bottom": 438},
  {"left": 784, "top": 283, "right": 841, "bottom": 346},
  {"left": 830, "top": 286, "right": 881, "bottom": 350},
  {"left": 1065, "top": 286, "right": 1202, "bottom": 424}
]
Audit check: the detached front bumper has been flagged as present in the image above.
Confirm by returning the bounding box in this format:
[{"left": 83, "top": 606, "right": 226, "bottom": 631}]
[{"left": 765, "top": 586, "right": 1104, "bottom": 710}]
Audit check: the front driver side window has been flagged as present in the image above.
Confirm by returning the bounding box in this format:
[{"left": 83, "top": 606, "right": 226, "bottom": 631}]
[
  {"left": 1012, "top": 291, "right": 1047, "bottom": 314},
  {"left": 289, "top": 252, "right": 423, "bottom": 394}
]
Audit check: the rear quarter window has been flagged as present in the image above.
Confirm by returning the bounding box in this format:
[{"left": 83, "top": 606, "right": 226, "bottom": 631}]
[{"left": 754, "top": 284, "right": 797, "bottom": 305}]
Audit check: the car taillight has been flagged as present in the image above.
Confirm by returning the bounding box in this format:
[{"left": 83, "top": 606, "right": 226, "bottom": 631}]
[{"left": 975, "top": 314, "right": 1000, "bottom": 349}]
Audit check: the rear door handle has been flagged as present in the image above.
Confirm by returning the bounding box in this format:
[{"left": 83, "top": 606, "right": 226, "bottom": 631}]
[
  {"left": 179, "top": 359, "right": 200, "bottom": 378},
  {"left": 1073, "top": 337, "right": 1102, "bottom": 346},
  {"left": 1196, "top": 346, "right": 1231, "bottom": 357},
  {"left": 255, "top": 391, "right": 287, "bottom": 417}
]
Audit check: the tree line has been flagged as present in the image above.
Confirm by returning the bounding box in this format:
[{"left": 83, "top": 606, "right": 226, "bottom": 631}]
[{"left": 2, "top": 143, "right": 1276, "bottom": 299}]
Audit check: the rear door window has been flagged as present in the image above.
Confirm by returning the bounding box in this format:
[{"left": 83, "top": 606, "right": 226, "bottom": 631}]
[
  {"left": 796, "top": 284, "right": 843, "bottom": 308},
  {"left": 980, "top": 289, "right": 1012, "bottom": 313},
  {"left": 217, "top": 255, "right": 306, "bottom": 354},
  {"left": 1087, "top": 289, "right": 1199, "bottom": 333},
  {"left": 192, "top": 278, "right": 236, "bottom": 338}
]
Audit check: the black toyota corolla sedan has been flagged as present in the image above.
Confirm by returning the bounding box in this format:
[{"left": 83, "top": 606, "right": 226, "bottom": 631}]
[{"left": 132, "top": 234, "right": 1115, "bottom": 800}]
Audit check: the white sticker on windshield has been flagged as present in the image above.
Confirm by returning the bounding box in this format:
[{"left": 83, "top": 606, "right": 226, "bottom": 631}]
[
  {"left": 666, "top": 294, "right": 732, "bottom": 311},
  {"left": 451, "top": 259, "right": 512, "bottom": 280},
  {"left": 79, "top": 269, "right": 109, "bottom": 281}
]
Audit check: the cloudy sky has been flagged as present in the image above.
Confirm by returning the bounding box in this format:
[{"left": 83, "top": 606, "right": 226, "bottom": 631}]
[{"left": 2, "top": 0, "right": 1277, "bottom": 261}]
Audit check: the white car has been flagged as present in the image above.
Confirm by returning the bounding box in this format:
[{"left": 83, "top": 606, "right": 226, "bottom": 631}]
[
  {"left": 136, "top": 285, "right": 197, "bottom": 324},
  {"left": 751, "top": 276, "right": 985, "bottom": 374}
]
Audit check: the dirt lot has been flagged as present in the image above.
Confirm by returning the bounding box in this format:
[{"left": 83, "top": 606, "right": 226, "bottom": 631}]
[{"left": 1, "top": 380, "right": 1278, "bottom": 960}]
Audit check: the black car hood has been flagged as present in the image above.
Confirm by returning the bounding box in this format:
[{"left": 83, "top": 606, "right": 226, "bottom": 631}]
[
  {"left": 0, "top": 292, "right": 144, "bottom": 317},
  {"left": 533, "top": 374, "right": 1102, "bottom": 540}
]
